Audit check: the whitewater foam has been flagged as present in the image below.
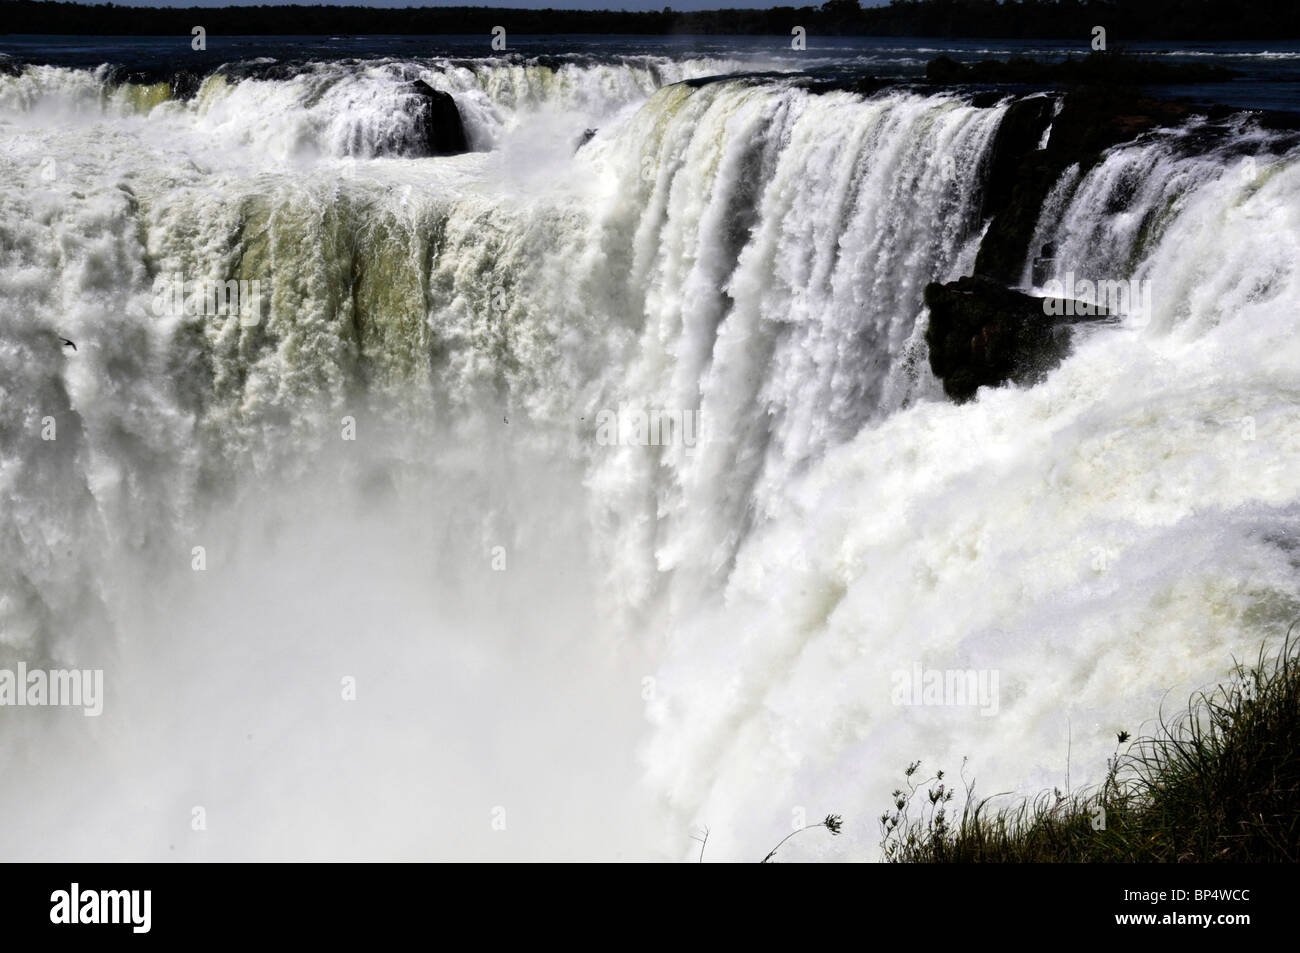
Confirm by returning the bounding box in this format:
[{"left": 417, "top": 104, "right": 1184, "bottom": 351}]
[{"left": 1, "top": 56, "right": 1298, "bottom": 861}]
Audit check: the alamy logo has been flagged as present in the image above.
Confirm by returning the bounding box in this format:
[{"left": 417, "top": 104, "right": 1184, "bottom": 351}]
[
  {"left": 595, "top": 401, "right": 707, "bottom": 448},
  {"left": 891, "top": 664, "right": 999, "bottom": 716},
  {"left": 152, "top": 272, "right": 263, "bottom": 325},
  {"left": 0, "top": 663, "right": 103, "bottom": 716},
  {"left": 1041, "top": 271, "right": 1152, "bottom": 324},
  {"left": 50, "top": 884, "right": 150, "bottom": 933}
]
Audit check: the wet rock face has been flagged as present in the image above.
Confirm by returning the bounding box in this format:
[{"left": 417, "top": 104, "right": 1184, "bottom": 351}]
[
  {"left": 972, "top": 87, "right": 1195, "bottom": 284},
  {"left": 924, "top": 276, "right": 1111, "bottom": 402},
  {"left": 168, "top": 71, "right": 202, "bottom": 101},
  {"left": 867, "top": 57, "right": 1286, "bottom": 403},
  {"left": 975, "top": 94, "right": 1056, "bottom": 229},
  {"left": 86, "top": 64, "right": 203, "bottom": 100},
  {"left": 405, "top": 80, "right": 469, "bottom": 157}
]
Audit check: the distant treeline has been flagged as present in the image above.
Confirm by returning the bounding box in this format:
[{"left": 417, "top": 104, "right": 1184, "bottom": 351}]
[{"left": 2, "top": 0, "right": 1299, "bottom": 40}]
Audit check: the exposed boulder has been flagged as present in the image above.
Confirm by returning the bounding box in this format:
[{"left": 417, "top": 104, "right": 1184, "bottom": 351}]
[
  {"left": 100, "top": 65, "right": 203, "bottom": 101},
  {"left": 925, "top": 56, "right": 969, "bottom": 85},
  {"left": 168, "top": 71, "right": 202, "bottom": 101},
  {"left": 924, "top": 276, "right": 1112, "bottom": 402},
  {"left": 405, "top": 80, "right": 468, "bottom": 157}
]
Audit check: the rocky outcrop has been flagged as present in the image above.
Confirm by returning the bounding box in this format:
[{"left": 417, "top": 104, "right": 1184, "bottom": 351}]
[
  {"left": 974, "top": 94, "right": 1056, "bottom": 229},
  {"left": 168, "top": 71, "right": 202, "bottom": 101},
  {"left": 924, "top": 276, "right": 1112, "bottom": 402},
  {"left": 405, "top": 80, "right": 468, "bottom": 157},
  {"left": 918, "top": 55, "right": 1279, "bottom": 401},
  {"left": 804, "top": 75, "right": 891, "bottom": 98},
  {"left": 972, "top": 86, "right": 1196, "bottom": 284},
  {"left": 100, "top": 65, "right": 204, "bottom": 100}
]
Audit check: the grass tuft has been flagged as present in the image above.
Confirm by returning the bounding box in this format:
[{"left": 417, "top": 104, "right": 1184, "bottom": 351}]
[{"left": 880, "top": 628, "right": 1300, "bottom": 862}]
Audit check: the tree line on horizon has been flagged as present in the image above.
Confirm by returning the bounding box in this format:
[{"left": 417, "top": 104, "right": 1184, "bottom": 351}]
[{"left": 1, "top": 0, "right": 1298, "bottom": 40}]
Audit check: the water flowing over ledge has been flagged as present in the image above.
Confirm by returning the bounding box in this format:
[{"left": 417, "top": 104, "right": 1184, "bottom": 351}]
[{"left": 1, "top": 53, "right": 1299, "bottom": 860}]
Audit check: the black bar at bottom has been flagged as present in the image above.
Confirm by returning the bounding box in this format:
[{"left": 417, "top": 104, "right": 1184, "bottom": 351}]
[{"left": 1, "top": 862, "right": 1285, "bottom": 940}]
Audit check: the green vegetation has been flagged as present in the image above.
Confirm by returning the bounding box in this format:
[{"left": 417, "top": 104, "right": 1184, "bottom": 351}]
[{"left": 880, "top": 632, "right": 1300, "bottom": 862}]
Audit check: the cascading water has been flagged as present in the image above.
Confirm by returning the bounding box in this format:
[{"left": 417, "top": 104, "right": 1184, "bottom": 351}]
[
  {"left": 1, "top": 53, "right": 1298, "bottom": 861},
  {"left": 645, "top": 112, "right": 1300, "bottom": 860},
  {"left": 586, "top": 82, "right": 1006, "bottom": 612}
]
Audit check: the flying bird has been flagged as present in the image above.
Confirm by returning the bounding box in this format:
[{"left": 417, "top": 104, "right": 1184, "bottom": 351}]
[{"left": 59, "top": 337, "right": 76, "bottom": 351}]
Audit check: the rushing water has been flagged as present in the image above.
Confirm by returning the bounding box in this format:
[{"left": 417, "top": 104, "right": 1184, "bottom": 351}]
[{"left": 1, "top": 37, "right": 1299, "bottom": 860}]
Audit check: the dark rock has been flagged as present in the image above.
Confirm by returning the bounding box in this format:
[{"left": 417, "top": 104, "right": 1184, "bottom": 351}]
[
  {"left": 0, "top": 59, "right": 22, "bottom": 78},
  {"left": 685, "top": 72, "right": 894, "bottom": 99},
  {"left": 1254, "top": 109, "right": 1300, "bottom": 133},
  {"left": 973, "top": 87, "right": 1194, "bottom": 283},
  {"left": 217, "top": 60, "right": 310, "bottom": 83},
  {"left": 1030, "top": 241, "right": 1057, "bottom": 286},
  {"left": 801, "top": 74, "right": 891, "bottom": 98},
  {"left": 845, "top": 75, "right": 890, "bottom": 98},
  {"left": 972, "top": 150, "right": 1056, "bottom": 284},
  {"left": 924, "top": 276, "right": 1111, "bottom": 402},
  {"left": 100, "top": 64, "right": 202, "bottom": 100},
  {"left": 926, "top": 56, "right": 967, "bottom": 85},
  {"left": 169, "top": 71, "right": 202, "bottom": 101},
  {"left": 976, "top": 95, "right": 1055, "bottom": 225},
  {"left": 922, "top": 54, "right": 1247, "bottom": 284},
  {"left": 405, "top": 80, "right": 468, "bottom": 156}
]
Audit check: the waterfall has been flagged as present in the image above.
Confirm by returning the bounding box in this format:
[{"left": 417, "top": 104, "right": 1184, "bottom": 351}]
[
  {"left": 2, "top": 55, "right": 1298, "bottom": 860},
  {"left": 643, "top": 115, "right": 1300, "bottom": 860}
]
